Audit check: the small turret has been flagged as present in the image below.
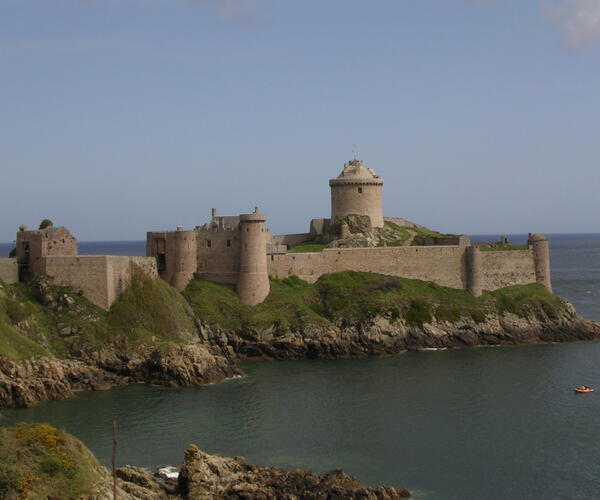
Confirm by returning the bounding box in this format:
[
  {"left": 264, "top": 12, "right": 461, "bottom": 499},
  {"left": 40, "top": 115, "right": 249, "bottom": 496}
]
[
  {"left": 171, "top": 228, "right": 197, "bottom": 291},
  {"left": 528, "top": 233, "right": 552, "bottom": 292},
  {"left": 466, "top": 246, "right": 482, "bottom": 297},
  {"left": 237, "top": 207, "right": 270, "bottom": 305}
]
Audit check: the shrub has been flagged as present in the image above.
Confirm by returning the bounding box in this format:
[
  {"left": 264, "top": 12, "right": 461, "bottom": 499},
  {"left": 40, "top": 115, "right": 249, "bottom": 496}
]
[
  {"left": 40, "top": 457, "right": 62, "bottom": 476},
  {"left": 404, "top": 299, "right": 432, "bottom": 326}
]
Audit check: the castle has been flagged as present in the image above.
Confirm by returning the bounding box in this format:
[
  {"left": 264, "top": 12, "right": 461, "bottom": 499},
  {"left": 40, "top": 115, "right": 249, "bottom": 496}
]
[{"left": 0, "top": 159, "right": 552, "bottom": 309}]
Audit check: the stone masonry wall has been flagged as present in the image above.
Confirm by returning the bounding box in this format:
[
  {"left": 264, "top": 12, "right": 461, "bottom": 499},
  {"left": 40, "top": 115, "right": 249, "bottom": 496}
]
[
  {"left": 480, "top": 250, "right": 536, "bottom": 290},
  {"left": 196, "top": 227, "right": 241, "bottom": 285},
  {"left": 271, "top": 233, "right": 313, "bottom": 248},
  {"left": 268, "top": 246, "right": 468, "bottom": 288},
  {"left": 268, "top": 246, "right": 537, "bottom": 292},
  {"left": 42, "top": 255, "right": 157, "bottom": 310},
  {"left": 0, "top": 258, "right": 18, "bottom": 284},
  {"left": 106, "top": 256, "right": 158, "bottom": 306}
]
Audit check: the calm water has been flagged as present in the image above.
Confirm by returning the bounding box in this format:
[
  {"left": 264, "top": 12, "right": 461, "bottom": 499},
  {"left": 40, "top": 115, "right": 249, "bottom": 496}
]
[{"left": 1, "top": 234, "right": 600, "bottom": 499}]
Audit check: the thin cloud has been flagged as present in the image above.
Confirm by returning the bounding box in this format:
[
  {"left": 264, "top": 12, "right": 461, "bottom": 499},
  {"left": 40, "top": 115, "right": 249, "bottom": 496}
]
[{"left": 542, "top": 0, "right": 600, "bottom": 48}]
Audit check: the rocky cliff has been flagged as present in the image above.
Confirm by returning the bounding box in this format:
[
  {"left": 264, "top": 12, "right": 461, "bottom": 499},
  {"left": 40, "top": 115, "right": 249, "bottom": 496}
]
[
  {"left": 0, "top": 423, "right": 411, "bottom": 499},
  {"left": 0, "top": 273, "right": 239, "bottom": 409},
  {"left": 2, "top": 270, "right": 599, "bottom": 410},
  {"left": 205, "top": 300, "right": 600, "bottom": 360}
]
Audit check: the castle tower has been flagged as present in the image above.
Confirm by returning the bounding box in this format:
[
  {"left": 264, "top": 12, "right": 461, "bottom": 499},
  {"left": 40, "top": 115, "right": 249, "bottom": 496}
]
[
  {"left": 466, "top": 246, "right": 482, "bottom": 297},
  {"left": 528, "top": 234, "right": 552, "bottom": 292},
  {"left": 170, "top": 227, "right": 197, "bottom": 291},
  {"left": 329, "top": 159, "right": 384, "bottom": 228},
  {"left": 237, "top": 207, "right": 270, "bottom": 305}
]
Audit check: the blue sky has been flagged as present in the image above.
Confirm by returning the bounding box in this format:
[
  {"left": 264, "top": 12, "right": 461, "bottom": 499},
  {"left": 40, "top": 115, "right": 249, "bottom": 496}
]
[{"left": 1, "top": 0, "right": 599, "bottom": 242}]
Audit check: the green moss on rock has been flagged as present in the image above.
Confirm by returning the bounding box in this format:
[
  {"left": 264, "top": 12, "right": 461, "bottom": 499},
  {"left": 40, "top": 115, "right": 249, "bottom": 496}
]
[{"left": 0, "top": 423, "right": 106, "bottom": 499}]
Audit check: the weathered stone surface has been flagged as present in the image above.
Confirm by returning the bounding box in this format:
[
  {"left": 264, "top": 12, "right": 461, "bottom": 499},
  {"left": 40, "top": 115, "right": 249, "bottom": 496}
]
[
  {"left": 205, "top": 302, "right": 600, "bottom": 361},
  {"left": 0, "top": 344, "right": 240, "bottom": 409},
  {"left": 178, "top": 444, "right": 411, "bottom": 499}
]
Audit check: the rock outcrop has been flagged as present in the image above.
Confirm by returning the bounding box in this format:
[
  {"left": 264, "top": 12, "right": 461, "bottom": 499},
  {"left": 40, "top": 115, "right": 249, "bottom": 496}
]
[
  {"left": 204, "top": 301, "right": 600, "bottom": 360},
  {"left": 177, "top": 444, "right": 411, "bottom": 499},
  {"left": 0, "top": 344, "right": 240, "bottom": 409}
]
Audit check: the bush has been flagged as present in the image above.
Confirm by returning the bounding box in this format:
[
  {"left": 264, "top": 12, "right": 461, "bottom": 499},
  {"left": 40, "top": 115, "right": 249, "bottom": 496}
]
[
  {"left": 4, "top": 300, "right": 30, "bottom": 325},
  {"left": 40, "top": 456, "right": 62, "bottom": 476},
  {"left": 404, "top": 299, "right": 433, "bottom": 327}
]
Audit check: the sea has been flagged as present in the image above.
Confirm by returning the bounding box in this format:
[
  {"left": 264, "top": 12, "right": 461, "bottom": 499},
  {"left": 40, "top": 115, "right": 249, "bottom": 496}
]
[{"left": 1, "top": 234, "right": 600, "bottom": 499}]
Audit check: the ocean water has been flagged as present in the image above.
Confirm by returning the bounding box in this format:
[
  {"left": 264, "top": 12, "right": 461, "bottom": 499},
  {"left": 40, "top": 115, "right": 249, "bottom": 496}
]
[{"left": 1, "top": 234, "right": 599, "bottom": 499}]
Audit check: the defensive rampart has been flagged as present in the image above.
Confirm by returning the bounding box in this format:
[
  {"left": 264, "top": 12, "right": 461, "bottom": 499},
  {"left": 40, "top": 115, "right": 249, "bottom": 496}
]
[
  {"left": 0, "top": 258, "right": 18, "bottom": 285},
  {"left": 41, "top": 256, "right": 157, "bottom": 310},
  {"left": 268, "top": 246, "right": 538, "bottom": 292},
  {"left": 271, "top": 233, "right": 313, "bottom": 248},
  {"left": 479, "top": 250, "right": 536, "bottom": 290}
]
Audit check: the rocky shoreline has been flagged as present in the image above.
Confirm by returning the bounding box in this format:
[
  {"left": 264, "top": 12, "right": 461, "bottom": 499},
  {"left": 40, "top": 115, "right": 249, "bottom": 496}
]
[
  {"left": 101, "top": 446, "right": 413, "bottom": 499},
  {"left": 2, "top": 301, "right": 600, "bottom": 410},
  {"left": 0, "top": 344, "right": 239, "bottom": 409},
  {"left": 207, "top": 301, "right": 600, "bottom": 360},
  {"left": 0, "top": 422, "right": 411, "bottom": 499},
  {"left": 2, "top": 273, "right": 600, "bottom": 410}
]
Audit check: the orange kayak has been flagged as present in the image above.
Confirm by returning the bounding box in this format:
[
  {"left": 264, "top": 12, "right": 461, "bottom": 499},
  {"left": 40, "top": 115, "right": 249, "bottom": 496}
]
[{"left": 574, "top": 388, "right": 595, "bottom": 393}]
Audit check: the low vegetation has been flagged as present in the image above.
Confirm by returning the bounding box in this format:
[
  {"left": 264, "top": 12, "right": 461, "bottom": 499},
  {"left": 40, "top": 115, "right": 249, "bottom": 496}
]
[
  {"left": 480, "top": 245, "right": 529, "bottom": 252},
  {"left": 0, "top": 268, "right": 196, "bottom": 360},
  {"left": 288, "top": 237, "right": 328, "bottom": 253},
  {"left": 0, "top": 423, "right": 105, "bottom": 499},
  {"left": 0, "top": 268, "right": 566, "bottom": 360},
  {"left": 183, "top": 271, "right": 566, "bottom": 329}
]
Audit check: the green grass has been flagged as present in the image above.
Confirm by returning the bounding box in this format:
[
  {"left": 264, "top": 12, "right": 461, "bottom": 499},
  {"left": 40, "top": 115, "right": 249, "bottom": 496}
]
[
  {"left": 0, "top": 268, "right": 568, "bottom": 361},
  {"left": 0, "top": 267, "right": 201, "bottom": 360},
  {"left": 108, "top": 268, "right": 197, "bottom": 344},
  {"left": 183, "top": 276, "right": 328, "bottom": 330},
  {"left": 288, "top": 237, "right": 328, "bottom": 253},
  {"left": 0, "top": 424, "right": 106, "bottom": 499},
  {"left": 184, "top": 271, "right": 566, "bottom": 330},
  {"left": 480, "top": 245, "right": 529, "bottom": 251}
]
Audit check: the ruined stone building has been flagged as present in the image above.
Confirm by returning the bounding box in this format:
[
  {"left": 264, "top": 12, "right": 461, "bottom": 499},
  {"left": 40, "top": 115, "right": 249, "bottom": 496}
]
[
  {"left": 0, "top": 222, "right": 157, "bottom": 310},
  {"left": 0, "top": 158, "right": 552, "bottom": 308}
]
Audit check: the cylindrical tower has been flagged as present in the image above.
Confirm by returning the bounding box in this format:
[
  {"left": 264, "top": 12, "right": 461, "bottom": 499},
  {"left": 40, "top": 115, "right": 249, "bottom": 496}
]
[
  {"left": 237, "top": 208, "right": 270, "bottom": 306},
  {"left": 528, "top": 233, "right": 552, "bottom": 292},
  {"left": 171, "top": 227, "right": 197, "bottom": 291},
  {"left": 329, "top": 159, "right": 384, "bottom": 228},
  {"left": 466, "top": 246, "right": 482, "bottom": 297}
]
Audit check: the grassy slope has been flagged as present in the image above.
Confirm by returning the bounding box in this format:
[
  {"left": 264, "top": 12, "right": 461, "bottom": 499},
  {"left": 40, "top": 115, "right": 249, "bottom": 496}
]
[
  {"left": 184, "top": 271, "right": 565, "bottom": 329},
  {"left": 0, "top": 270, "right": 197, "bottom": 360},
  {"left": 0, "top": 423, "right": 106, "bottom": 499},
  {"left": 0, "top": 269, "right": 565, "bottom": 360}
]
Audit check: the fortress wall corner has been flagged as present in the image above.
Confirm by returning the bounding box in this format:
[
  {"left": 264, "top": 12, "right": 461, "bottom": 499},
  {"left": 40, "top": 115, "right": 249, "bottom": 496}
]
[
  {"left": 42, "top": 255, "right": 158, "bottom": 310},
  {"left": 479, "top": 250, "right": 536, "bottom": 291},
  {"left": 43, "top": 256, "right": 111, "bottom": 309},
  {"left": 0, "top": 258, "right": 18, "bottom": 284},
  {"left": 106, "top": 256, "right": 158, "bottom": 306}
]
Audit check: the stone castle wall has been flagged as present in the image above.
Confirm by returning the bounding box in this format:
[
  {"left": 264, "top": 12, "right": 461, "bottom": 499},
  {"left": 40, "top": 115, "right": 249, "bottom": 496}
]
[
  {"left": 271, "top": 233, "right": 313, "bottom": 248},
  {"left": 195, "top": 226, "right": 241, "bottom": 285},
  {"left": 42, "top": 255, "right": 157, "bottom": 310},
  {"left": 479, "top": 250, "right": 536, "bottom": 290},
  {"left": 0, "top": 258, "right": 18, "bottom": 285},
  {"left": 268, "top": 246, "right": 538, "bottom": 292}
]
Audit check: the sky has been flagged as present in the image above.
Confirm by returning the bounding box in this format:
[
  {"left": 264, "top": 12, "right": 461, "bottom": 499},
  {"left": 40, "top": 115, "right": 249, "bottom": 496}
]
[{"left": 1, "top": 0, "right": 599, "bottom": 242}]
